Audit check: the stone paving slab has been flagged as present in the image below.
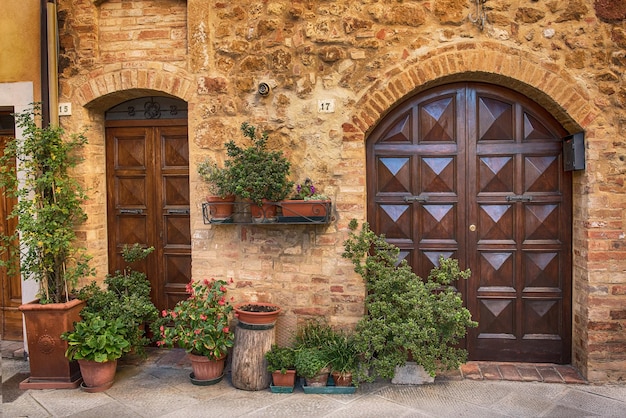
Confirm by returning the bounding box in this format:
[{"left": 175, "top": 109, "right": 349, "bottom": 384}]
[{"left": 2, "top": 344, "right": 625, "bottom": 418}]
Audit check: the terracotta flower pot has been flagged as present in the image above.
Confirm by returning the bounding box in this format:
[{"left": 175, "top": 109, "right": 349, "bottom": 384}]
[
  {"left": 19, "top": 298, "right": 86, "bottom": 389},
  {"left": 206, "top": 195, "right": 235, "bottom": 220},
  {"left": 249, "top": 200, "right": 278, "bottom": 222},
  {"left": 188, "top": 352, "right": 226, "bottom": 382},
  {"left": 332, "top": 371, "right": 353, "bottom": 387},
  {"left": 271, "top": 369, "right": 296, "bottom": 387},
  {"left": 281, "top": 200, "right": 329, "bottom": 218},
  {"left": 78, "top": 359, "right": 117, "bottom": 392},
  {"left": 234, "top": 302, "right": 281, "bottom": 326},
  {"left": 305, "top": 369, "right": 330, "bottom": 387}
]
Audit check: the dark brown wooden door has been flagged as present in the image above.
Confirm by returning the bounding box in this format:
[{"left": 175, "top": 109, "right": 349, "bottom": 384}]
[
  {"left": 106, "top": 122, "right": 191, "bottom": 311},
  {"left": 368, "top": 83, "right": 572, "bottom": 363},
  {"left": 1, "top": 131, "right": 23, "bottom": 341}
]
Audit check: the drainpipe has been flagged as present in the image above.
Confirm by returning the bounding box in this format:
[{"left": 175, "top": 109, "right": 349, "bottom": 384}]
[
  {"left": 40, "top": 0, "right": 59, "bottom": 127},
  {"left": 40, "top": 0, "right": 50, "bottom": 126}
]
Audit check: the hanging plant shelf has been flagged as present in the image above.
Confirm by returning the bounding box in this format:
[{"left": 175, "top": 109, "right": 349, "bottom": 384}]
[{"left": 202, "top": 200, "right": 332, "bottom": 225}]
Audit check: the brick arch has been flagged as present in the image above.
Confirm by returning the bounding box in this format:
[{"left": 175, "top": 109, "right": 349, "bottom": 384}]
[
  {"left": 73, "top": 63, "right": 195, "bottom": 112},
  {"left": 350, "top": 42, "right": 593, "bottom": 137}
]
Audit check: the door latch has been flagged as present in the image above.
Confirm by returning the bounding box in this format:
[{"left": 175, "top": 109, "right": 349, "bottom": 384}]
[
  {"left": 119, "top": 209, "right": 143, "bottom": 214},
  {"left": 404, "top": 195, "right": 428, "bottom": 203},
  {"left": 505, "top": 195, "right": 533, "bottom": 202}
]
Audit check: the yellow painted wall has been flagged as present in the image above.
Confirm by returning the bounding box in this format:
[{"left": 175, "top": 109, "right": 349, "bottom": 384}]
[{"left": 0, "top": 0, "right": 41, "bottom": 101}]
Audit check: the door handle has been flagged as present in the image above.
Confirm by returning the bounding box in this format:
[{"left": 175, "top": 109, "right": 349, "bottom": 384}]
[
  {"left": 404, "top": 195, "right": 428, "bottom": 203},
  {"left": 120, "top": 209, "right": 143, "bottom": 214},
  {"left": 506, "top": 195, "right": 533, "bottom": 202},
  {"left": 167, "top": 209, "right": 190, "bottom": 215}
]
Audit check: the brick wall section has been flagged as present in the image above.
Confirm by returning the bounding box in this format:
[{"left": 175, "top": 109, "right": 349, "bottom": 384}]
[{"left": 56, "top": 0, "right": 626, "bottom": 382}]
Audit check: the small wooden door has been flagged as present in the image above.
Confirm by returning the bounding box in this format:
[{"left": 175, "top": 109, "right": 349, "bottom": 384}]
[
  {"left": 106, "top": 120, "right": 191, "bottom": 311},
  {"left": 1, "top": 109, "right": 23, "bottom": 341},
  {"left": 368, "top": 83, "right": 572, "bottom": 363}
]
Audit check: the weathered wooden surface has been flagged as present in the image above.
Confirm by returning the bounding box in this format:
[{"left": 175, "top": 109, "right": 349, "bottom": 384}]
[{"left": 231, "top": 324, "right": 274, "bottom": 391}]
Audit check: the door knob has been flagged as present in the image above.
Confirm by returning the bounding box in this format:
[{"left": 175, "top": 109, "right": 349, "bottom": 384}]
[{"left": 469, "top": 224, "right": 477, "bottom": 232}]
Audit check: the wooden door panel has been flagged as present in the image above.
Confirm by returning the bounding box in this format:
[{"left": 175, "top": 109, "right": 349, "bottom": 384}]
[
  {"left": 1, "top": 133, "right": 22, "bottom": 340},
  {"left": 157, "top": 127, "right": 190, "bottom": 310},
  {"left": 107, "top": 122, "right": 190, "bottom": 312},
  {"left": 370, "top": 83, "right": 571, "bottom": 363}
]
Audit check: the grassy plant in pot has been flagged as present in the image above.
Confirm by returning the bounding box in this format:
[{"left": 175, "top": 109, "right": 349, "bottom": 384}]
[
  {"left": 62, "top": 313, "right": 131, "bottom": 392},
  {"left": 325, "top": 331, "right": 359, "bottom": 387},
  {"left": 342, "top": 220, "right": 477, "bottom": 383},
  {"left": 265, "top": 345, "right": 297, "bottom": 389},
  {"left": 155, "top": 278, "right": 234, "bottom": 385},
  {"left": 225, "top": 122, "right": 293, "bottom": 222},
  {"left": 295, "top": 347, "right": 330, "bottom": 387},
  {"left": 0, "top": 105, "right": 93, "bottom": 389},
  {"left": 197, "top": 158, "right": 236, "bottom": 222},
  {"left": 77, "top": 244, "right": 158, "bottom": 358}
]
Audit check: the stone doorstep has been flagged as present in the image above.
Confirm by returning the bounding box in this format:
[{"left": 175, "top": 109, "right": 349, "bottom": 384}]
[{"left": 459, "top": 362, "right": 587, "bottom": 384}]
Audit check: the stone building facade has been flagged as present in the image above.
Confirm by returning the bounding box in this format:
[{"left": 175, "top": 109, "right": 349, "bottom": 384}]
[{"left": 26, "top": 0, "right": 626, "bottom": 382}]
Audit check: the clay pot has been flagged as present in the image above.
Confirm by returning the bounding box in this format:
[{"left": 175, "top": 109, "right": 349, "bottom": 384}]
[
  {"left": 78, "top": 359, "right": 117, "bottom": 392},
  {"left": 271, "top": 369, "right": 296, "bottom": 387},
  {"left": 332, "top": 371, "right": 353, "bottom": 387},
  {"left": 234, "top": 302, "right": 281, "bottom": 326},
  {"left": 188, "top": 352, "right": 226, "bottom": 382},
  {"left": 305, "top": 369, "right": 330, "bottom": 387},
  {"left": 281, "top": 200, "right": 329, "bottom": 218},
  {"left": 206, "top": 195, "right": 235, "bottom": 220}
]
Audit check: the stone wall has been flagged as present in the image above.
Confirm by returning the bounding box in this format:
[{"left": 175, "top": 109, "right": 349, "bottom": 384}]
[{"left": 55, "top": 0, "right": 626, "bottom": 382}]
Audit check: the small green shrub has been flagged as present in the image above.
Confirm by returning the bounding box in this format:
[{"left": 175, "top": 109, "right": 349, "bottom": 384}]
[
  {"left": 62, "top": 313, "right": 131, "bottom": 362},
  {"left": 265, "top": 345, "right": 296, "bottom": 374},
  {"left": 294, "top": 347, "right": 328, "bottom": 379}
]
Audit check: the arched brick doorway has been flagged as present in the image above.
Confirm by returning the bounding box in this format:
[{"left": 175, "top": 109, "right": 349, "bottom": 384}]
[{"left": 367, "top": 82, "right": 572, "bottom": 363}]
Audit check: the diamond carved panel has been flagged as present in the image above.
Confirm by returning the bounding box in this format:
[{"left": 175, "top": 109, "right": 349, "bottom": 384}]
[
  {"left": 421, "top": 204, "right": 456, "bottom": 241},
  {"left": 478, "top": 97, "right": 513, "bottom": 141},
  {"left": 419, "top": 97, "right": 455, "bottom": 142},
  {"left": 478, "top": 299, "right": 515, "bottom": 336},
  {"left": 117, "top": 178, "right": 146, "bottom": 206},
  {"left": 523, "top": 300, "right": 560, "bottom": 337},
  {"left": 379, "top": 113, "right": 411, "bottom": 143},
  {"left": 421, "top": 157, "right": 455, "bottom": 193},
  {"left": 524, "top": 156, "right": 558, "bottom": 193},
  {"left": 523, "top": 113, "right": 557, "bottom": 141},
  {"left": 164, "top": 176, "right": 190, "bottom": 206},
  {"left": 479, "top": 252, "right": 514, "bottom": 288},
  {"left": 478, "top": 204, "right": 513, "bottom": 241},
  {"left": 117, "top": 216, "right": 147, "bottom": 244},
  {"left": 163, "top": 135, "right": 189, "bottom": 168},
  {"left": 523, "top": 252, "right": 560, "bottom": 288},
  {"left": 479, "top": 156, "right": 513, "bottom": 193},
  {"left": 378, "top": 157, "right": 410, "bottom": 193},
  {"left": 378, "top": 204, "right": 411, "bottom": 239},
  {"left": 116, "top": 137, "right": 146, "bottom": 168},
  {"left": 524, "top": 204, "right": 558, "bottom": 241}
]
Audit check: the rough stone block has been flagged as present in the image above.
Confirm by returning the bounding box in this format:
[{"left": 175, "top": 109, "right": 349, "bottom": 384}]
[{"left": 391, "top": 362, "right": 435, "bottom": 385}]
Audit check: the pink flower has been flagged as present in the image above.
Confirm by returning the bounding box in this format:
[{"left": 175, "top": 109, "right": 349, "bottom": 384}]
[
  {"left": 203, "top": 278, "right": 210, "bottom": 286},
  {"left": 171, "top": 312, "right": 178, "bottom": 319},
  {"left": 159, "top": 325, "right": 164, "bottom": 331},
  {"left": 200, "top": 314, "right": 207, "bottom": 320},
  {"left": 223, "top": 327, "right": 230, "bottom": 333},
  {"left": 162, "top": 310, "right": 168, "bottom": 317},
  {"left": 194, "top": 329, "right": 201, "bottom": 335},
  {"left": 220, "top": 285, "right": 227, "bottom": 292},
  {"left": 218, "top": 297, "right": 225, "bottom": 306}
]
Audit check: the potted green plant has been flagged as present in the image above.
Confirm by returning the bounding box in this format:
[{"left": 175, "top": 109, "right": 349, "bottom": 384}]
[
  {"left": 325, "top": 331, "right": 359, "bottom": 387},
  {"left": 0, "top": 104, "right": 93, "bottom": 389},
  {"left": 197, "top": 158, "right": 236, "bottom": 221},
  {"left": 281, "top": 178, "right": 330, "bottom": 220},
  {"left": 295, "top": 347, "right": 330, "bottom": 387},
  {"left": 224, "top": 122, "right": 293, "bottom": 222},
  {"left": 342, "top": 220, "right": 477, "bottom": 383},
  {"left": 61, "top": 313, "right": 131, "bottom": 392},
  {"left": 265, "top": 344, "right": 297, "bottom": 389},
  {"left": 77, "top": 244, "right": 158, "bottom": 357},
  {"left": 154, "top": 278, "right": 235, "bottom": 385}
]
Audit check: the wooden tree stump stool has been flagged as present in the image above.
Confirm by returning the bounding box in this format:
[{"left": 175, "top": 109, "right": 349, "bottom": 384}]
[{"left": 231, "top": 322, "right": 275, "bottom": 390}]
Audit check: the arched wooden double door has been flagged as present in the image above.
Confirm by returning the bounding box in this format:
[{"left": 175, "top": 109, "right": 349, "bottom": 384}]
[
  {"left": 105, "top": 97, "right": 191, "bottom": 312},
  {"left": 368, "top": 83, "right": 572, "bottom": 363}
]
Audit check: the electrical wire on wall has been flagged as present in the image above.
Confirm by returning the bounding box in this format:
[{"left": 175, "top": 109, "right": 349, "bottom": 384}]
[{"left": 469, "top": 0, "right": 488, "bottom": 31}]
